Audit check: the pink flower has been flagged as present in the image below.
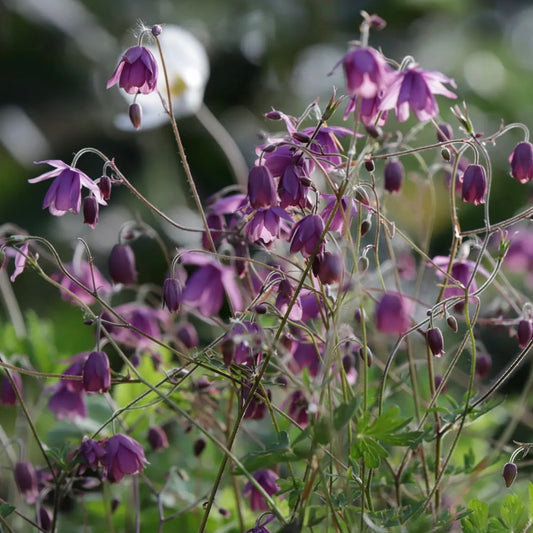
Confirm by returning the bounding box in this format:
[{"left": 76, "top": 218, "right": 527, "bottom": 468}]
[
  {"left": 379, "top": 65, "right": 456, "bottom": 122},
  {"left": 107, "top": 46, "right": 158, "bottom": 95},
  {"left": 342, "top": 47, "right": 391, "bottom": 99},
  {"left": 375, "top": 293, "right": 412, "bottom": 335},
  {"left": 102, "top": 434, "right": 149, "bottom": 483},
  {"left": 29, "top": 160, "right": 105, "bottom": 216},
  {"left": 82, "top": 351, "right": 111, "bottom": 393},
  {"left": 509, "top": 141, "right": 533, "bottom": 183}
]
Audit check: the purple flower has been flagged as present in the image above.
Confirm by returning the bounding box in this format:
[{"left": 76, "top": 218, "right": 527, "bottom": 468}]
[
  {"left": 241, "top": 384, "right": 271, "bottom": 420},
  {"left": 313, "top": 251, "right": 344, "bottom": 285},
  {"left": 147, "top": 426, "right": 169, "bottom": 451},
  {"left": 290, "top": 214, "right": 325, "bottom": 258},
  {"left": 176, "top": 322, "right": 198, "bottom": 349},
  {"left": 379, "top": 65, "right": 456, "bottom": 123},
  {"left": 77, "top": 438, "right": 105, "bottom": 473},
  {"left": 426, "top": 327, "right": 444, "bottom": 357},
  {"left": 2, "top": 242, "right": 29, "bottom": 282},
  {"left": 180, "top": 252, "right": 243, "bottom": 316},
  {"left": 29, "top": 160, "right": 105, "bottom": 216},
  {"left": 82, "top": 351, "right": 111, "bottom": 393},
  {"left": 109, "top": 244, "right": 137, "bottom": 285},
  {"left": 300, "top": 125, "right": 353, "bottom": 169},
  {"left": 475, "top": 352, "right": 492, "bottom": 380},
  {"left": 461, "top": 164, "right": 487, "bottom": 205},
  {"left": 49, "top": 385, "right": 87, "bottom": 420},
  {"left": 0, "top": 371, "right": 23, "bottom": 406},
  {"left": 163, "top": 277, "right": 181, "bottom": 312},
  {"left": 278, "top": 163, "right": 310, "bottom": 209},
  {"left": 102, "top": 434, "right": 149, "bottom": 483},
  {"left": 106, "top": 46, "right": 158, "bottom": 95},
  {"left": 375, "top": 293, "right": 412, "bottom": 335},
  {"left": 342, "top": 47, "right": 391, "bottom": 99},
  {"left": 320, "top": 194, "right": 357, "bottom": 234},
  {"left": 286, "top": 390, "right": 309, "bottom": 427},
  {"left": 246, "top": 514, "right": 275, "bottom": 533},
  {"left": 275, "top": 278, "right": 303, "bottom": 321},
  {"left": 243, "top": 469, "right": 281, "bottom": 511},
  {"left": 245, "top": 207, "right": 292, "bottom": 245},
  {"left": 52, "top": 260, "right": 112, "bottom": 306},
  {"left": 248, "top": 166, "right": 278, "bottom": 209},
  {"left": 291, "top": 341, "right": 322, "bottom": 377},
  {"left": 221, "top": 321, "right": 263, "bottom": 366},
  {"left": 384, "top": 160, "right": 404, "bottom": 194},
  {"left": 509, "top": 141, "right": 533, "bottom": 183},
  {"left": 14, "top": 461, "right": 39, "bottom": 503},
  {"left": 517, "top": 319, "right": 533, "bottom": 348}
]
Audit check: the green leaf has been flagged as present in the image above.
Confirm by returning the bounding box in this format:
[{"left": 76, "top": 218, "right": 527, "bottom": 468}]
[
  {"left": 305, "top": 505, "right": 328, "bottom": 526},
  {"left": 487, "top": 517, "right": 510, "bottom": 533},
  {"left": 461, "top": 499, "right": 488, "bottom": 533},
  {"left": 500, "top": 494, "right": 526, "bottom": 529},
  {"left": 0, "top": 503, "right": 15, "bottom": 518},
  {"left": 333, "top": 398, "right": 358, "bottom": 430},
  {"left": 529, "top": 482, "right": 533, "bottom": 521},
  {"left": 350, "top": 436, "right": 388, "bottom": 468},
  {"left": 313, "top": 417, "right": 330, "bottom": 445}
]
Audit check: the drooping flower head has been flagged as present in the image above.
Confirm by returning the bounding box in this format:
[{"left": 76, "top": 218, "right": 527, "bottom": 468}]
[
  {"left": 107, "top": 46, "right": 158, "bottom": 95},
  {"left": 243, "top": 469, "right": 281, "bottom": 511},
  {"left": 509, "top": 141, "right": 533, "bottom": 183},
  {"left": 379, "top": 64, "right": 457, "bottom": 122},
  {"left": 461, "top": 164, "right": 487, "bottom": 205},
  {"left": 0, "top": 371, "right": 23, "bottom": 406},
  {"left": 82, "top": 351, "right": 111, "bottom": 393},
  {"left": 101, "top": 434, "right": 149, "bottom": 483},
  {"left": 14, "top": 461, "right": 39, "bottom": 504},
  {"left": 29, "top": 160, "right": 105, "bottom": 216},
  {"left": 375, "top": 292, "right": 412, "bottom": 335},
  {"left": 342, "top": 47, "right": 391, "bottom": 99},
  {"left": 290, "top": 214, "right": 325, "bottom": 258}
]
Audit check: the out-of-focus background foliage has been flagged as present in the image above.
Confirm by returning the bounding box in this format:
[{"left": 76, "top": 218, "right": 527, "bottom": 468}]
[{"left": 2, "top": 0, "right": 533, "bottom": 351}]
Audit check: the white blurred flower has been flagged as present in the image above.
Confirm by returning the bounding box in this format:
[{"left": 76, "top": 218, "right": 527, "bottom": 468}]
[{"left": 114, "top": 25, "right": 210, "bottom": 130}]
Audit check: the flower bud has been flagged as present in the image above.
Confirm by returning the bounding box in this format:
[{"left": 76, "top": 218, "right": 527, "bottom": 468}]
[
  {"left": 447, "top": 315, "right": 458, "bottom": 332},
  {"left": 509, "top": 141, "right": 533, "bottom": 183},
  {"left": 194, "top": 437, "right": 206, "bottom": 457},
  {"left": 109, "top": 244, "right": 137, "bottom": 285},
  {"left": 355, "top": 187, "right": 370, "bottom": 205},
  {"left": 503, "top": 462, "right": 517, "bottom": 488},
  {"left": 82, "top": 351, "right": 111, "bottom": 393},
  {"left": 129, "top": 103, "right": 142, "bottom": 130},
  {"left": 384, "top": 160, "right": 404, "bottom": 194},
  {"left": 360, "top": 219, "right": 371, "bottom": 236},
  {"left": 98, "top": 176, "right": 112, "bottom": 200},
  {"left": 0, "top": 371, "right": 23, "bottom": 406},
  {"left": 517, "top": 319, "right": 533, "bottom": 348},
  {"left": 14, "top": 461, "right": 38, "bottom": 503},
  {"left": 293, "top": 131, "right": 311, "bottom": 143},
  {"left": 368, "top": 14, "right": 386, "bottom": 29},
  {"left": 461, "top": 164, "right": 487, "bottom": 206},
  {"left": 434, "top": 375, "right": 447, "bottom": 393},
  {"left": 265, "top": 111, "right": 281, "bottom": 120},
  {"left": 37, "top": 506, "right": 52, "bottom": 532},
  {"left": 436, "top": 123, "right": 453, "bottom": 142},
  {"left": 83, "top": 196, "right": 99, "bottom": 228},
  {"left": 364, "top": 159, "right": 375, "bottom": 172},
  {"left": 426, "top": 327, "right": 444, "bottom": 357},
  {"left": 176, "top": 323, "right": 198, "bottom": 349},
  {"left": 313, "top": 251, "right": 343, "bottom": 284},
  {"left": 254, "top": 303, "right": 267, "bottom": 314},
  {"left": 441, "top": 147, "right": 451, "bottom": 161},
  {"left": 357, "top": 255, "right": 369, "bottom": 274},
  {"left": 475, "top": 352, "right": 492, "bottom": 380},
  {"left": 163, "top": 277, "right": 181, "bottom": 312},
  {"left": 147, "top": 426, "right": 169, "bottom": 451},
  {"left": 151, "top": 24, "right": 163, "bottom": 36},
  {"left": 365, "top": 124, "right": 382, "bottom": 139}
]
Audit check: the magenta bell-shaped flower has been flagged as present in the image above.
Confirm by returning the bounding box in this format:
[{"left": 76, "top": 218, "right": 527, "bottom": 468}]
[
  {"left": 14, "top": 461, "right": 39, "bottom": 503},
  {"left": 375, "top": 292, "right": 412, "bottom": 335},
  {"left": 107, "top": 46, "right": 158, "bottom": 95},
  {"left": 509, "top": 141, "right": 533, "bottom": 183},
  {"left": 147, "top": 426, "right": 169, "bottom": 451},
  {"left": 109, "top": 244, "right": 137, "bottom": 285},
  {"left": 82, "top": 351, "right": 111, "bottom": 393},
  {"left": 342, "top": 47, "right": 391, "bottom": 99},
  {"left": 384, "top": 160, "right": 404, "bottom": 194},
  {"left": 461, "top": 164, "right": 487, "bottom": 205},
  {"left": 102, "top": 434, "right": 149, "bottom": 483},
  {"left": 290, "top": 214, "right": 325, "bottom": 258},
  {"left": 247, "top": 165, "right": 277, "bottom": 209},
  {"left": 243, "top": 469, "right": 281, "bottom": 511}
]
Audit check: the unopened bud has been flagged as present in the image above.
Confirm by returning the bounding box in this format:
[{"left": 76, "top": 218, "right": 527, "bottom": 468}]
[
  {"left": 437, "top": 123, "right": 453, "bottom": 142},
  {"left": 299, "top": 175, "right": 313, "bottom": 187},
  {"left": 355, "top": 187, "right": 370, "bottom": 205},
  {"left": 475, "top": 352, "right": 492, "bottom": 380},
  {"left": 360, "top": 219, "right": 371, "bottom": 236},
  {"left": 108, "top": 244, "right": 137, "bottom": 285},
  {"left": 364, "top": 159, "right": 375, "bottom": 172},
  {"left": 426, "top": 327, "right": 444, "bottom": 357},
  {"left": 151, "top": 24, "right": 163, "bottom": 36},
  {"left": 357, "top": 255, "right": 369, "bottom": 274},
  {"left": 441, "top": 148, "right": 451, "bottom": 161},
  {"left": 293, "top": 131, "right": 311, "bottom": 143},
  {"left": 147, "top": 426, "right": 169, "bottom": 451},
  {"left": 255, "top": 303, "right": 267, "bottom": 314},
  {"left": 446, "top": 315, "right": 458, "bottom": 332},
  {"left": 98, "top": 176, "right": 112, "bottom": 200},
  {"left": 163, "top": 277, "right": 181, "bottom": 312},
  {"left": 265, "top": 111, "right": 281, "bottom": 120},
  {"left": 517, "top": 319, "right": 533, "bottom": 348},
  {"left": 83, "top": 196, "right": 99, "bottom": 228},
  {"left": 384, "top": 160, "right": 404, "bottom": 194},
  {"left": 503, "top": 462, "right": 517, "bottom": 488},
  {"left": 365, "top": 124, "right": 382, "bottom": 139},
  {"left": 194, "top": 438, "right": 206, "bottom": 457},
  {"left": 129, "top": 103, "right": 142, "bottom": 130},
  {"left": 368, "top": 14, "right": 386, "bottom": 29},
  {"left": 262, "top": 143, "right": 277, "bottom": 153}
]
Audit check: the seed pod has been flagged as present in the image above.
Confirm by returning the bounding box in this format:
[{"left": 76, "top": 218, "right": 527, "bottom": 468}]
[{"left": 502, "top": 462, "right": 517, "bottom": 488}]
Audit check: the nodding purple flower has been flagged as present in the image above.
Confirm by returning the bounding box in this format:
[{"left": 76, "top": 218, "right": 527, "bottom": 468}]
[
  {"left": 246, "top": 514, "right": 275, "bottom": 533},
  {"left": 437, "top": 123, "right": 453, "bottom": 142},
  {"left": 221, "top": 321, "right": 263, "bottom": 367},
  {"left": 147, "top": 426, "right": 169, "bottom": 451},
  {"left": 102, "top": 434, "right": 148, "bottom": 483},
  {"left": 82, "top": 351, "right": 111, "bottom": 393},
  {"left": 243, "top": 469, "right": 281, "bottom": 511},
  {"left": 241, "top": 384, "right": 271, "bottom": 420},
  {"left": 176, "top": 322, "right": 198, "bottom": 349},
  {"left": 509, "top": 141, "right": 533, "bottom": 183},
  {"left": 248, "top": 166, "right": 278, "bottom": 209},
  {"left": 503, "top": 462, "right": 518, "bottom": 488},
  {"left": 2, "top": 241, "right": 29, "bottom": 282},
  {"left": 384, "top": 160, "right": 404, "bottom": 194},
  {"left": 379, "top": 65, "right": 457, "bottom": 123},
  {"left": 163, "top": 277, "right": 181, "bottom": 312},
  {"left": 286, "top": 390, "right": 309, "bottom": 427},
  {"left": 98, "top": 176, "right": 112, "bottom": 201},
  {"left": 278, "top": 163, "right": 310, "bottom": 209},
  {"left": 245, "top": 206, "right": 292, "bottom": 245},
  {"left": 320, "top": 194, "right": 357, "bottom": 234},
  {"left": 0, "top": 371, "right": 22, "bottom": 406},
  {"left": 313, "top": 251, "right": 344, "bottom": 285},
  {"left": 202, "top": 213, "right": 226, "bottom": 250},
  {"left": 77, "top": 438, "right": 105, "bottom": 474},
  {"left": 426, "top": 327, "right": 445, "bottom": 357},
  {"left": 37, "top": 506, "right": 52, "bottom": 532},
  {"left": 475, "top": 352, "right": 492, "bottom": 380},
  {"left": 290, "top": 214, "right": 325, "bottom": 258},
  {"left": 291, "top": 341, "right": 322, "bottom": 377},
  {"left": 275, "top": 278, "right": 303, "bottom": 321},
  {"left": 14, "top": 461, "right": 39, "bottom": 503},
  {"left": 461, "top": 164, "right": 487, "bottom": 205},
  {"left": 109, "top": 244, "right": 137, "bottom": 285},
  {"left": 29, "top": 160, "right": 105, "bottom": 217},
  {"left": 107, "top": 46, "right": 158, "bottom": 95},
  {"left": 517, "top": 319, "right": 533, "bottom": 348},
  {"left": 61, "top": 354, "right": 90, "bottom": 393},
  {"left": 180, "top": 252, "right": 243, "bottom": 316},
  {"left": 375, "top": 293, "right": 412, "bottom": 335},
  {"left": 52, "top": 260, "right": 112, "bottom": 306},
  {"left": 49, "top": 385, "right": 87, "bottom": 420},
  {"left": 342, "top": 47, "right": 391, "bottom": 99},
  {"left": 299, "top": 125, "right": 352, "bottom": 169},
  {"left": 83, "top": 195, "right": 99, "bottom": 228}
]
